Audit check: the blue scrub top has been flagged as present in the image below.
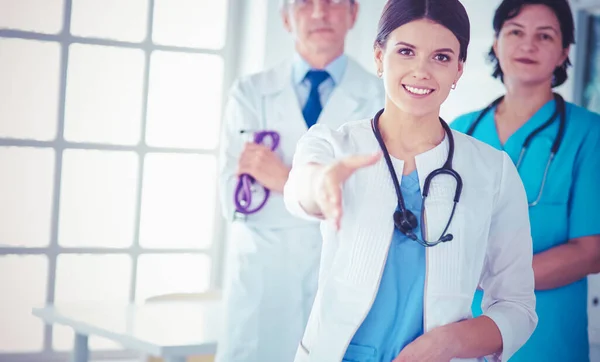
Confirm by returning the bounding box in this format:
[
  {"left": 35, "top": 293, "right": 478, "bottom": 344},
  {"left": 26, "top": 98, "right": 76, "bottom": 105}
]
[
  {"left": 452, "top": 98, "right": 600, "bottom": 362},
  {"left": 343, "top": 169, "right": 425, "bottom": 362}
]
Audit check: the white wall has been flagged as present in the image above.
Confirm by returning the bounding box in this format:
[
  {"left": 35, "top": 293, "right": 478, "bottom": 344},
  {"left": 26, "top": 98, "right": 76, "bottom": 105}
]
[
  {"left": 443, "top": 0, "right": 576, "bottom": 120},
  {"left": 233, "top": 0, "right": 599, "bottom": 358},
  {"left": 238, "top": 0, "right": 508, "bottom": 120},
  {"left": 238, "top": 0, "right": 386, "bottom": 75},
  {"left": 237, "top": 0, "right": 581, "bottom": 121},
  {"left": 235, "top": 0, "right": 270, "bottom": 77},
  {"left": 442, "top": 0, "right": 505, "bottom": 121}
]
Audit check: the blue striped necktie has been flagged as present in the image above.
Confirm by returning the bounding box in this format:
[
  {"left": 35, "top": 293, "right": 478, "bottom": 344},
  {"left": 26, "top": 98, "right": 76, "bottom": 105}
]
[{"left": 302, "top": 70, "right": 330, "bottom": 129}]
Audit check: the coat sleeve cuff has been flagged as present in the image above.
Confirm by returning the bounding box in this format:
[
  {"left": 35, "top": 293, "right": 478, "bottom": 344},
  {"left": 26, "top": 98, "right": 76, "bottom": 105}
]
[{"left": 483, "top": 307, "right": 514, "bottom": 361}]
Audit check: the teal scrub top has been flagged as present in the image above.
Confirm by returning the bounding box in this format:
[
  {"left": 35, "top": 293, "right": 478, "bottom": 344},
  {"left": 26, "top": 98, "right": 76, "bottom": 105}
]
[
  {"left": 452, "top": 98, "right": 600, "bottom": 362},
  {"left": 343, "top": 169, "right": 425, "bottom": 362}
]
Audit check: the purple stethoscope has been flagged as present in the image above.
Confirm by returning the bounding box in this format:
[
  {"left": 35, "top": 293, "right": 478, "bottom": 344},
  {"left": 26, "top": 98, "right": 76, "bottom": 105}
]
[{"left": 234, "top": 130, "right": 280, "bottom": 215}]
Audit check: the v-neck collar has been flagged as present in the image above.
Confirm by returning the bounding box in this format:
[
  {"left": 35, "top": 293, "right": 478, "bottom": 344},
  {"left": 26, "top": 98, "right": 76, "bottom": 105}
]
[{"left": 482, "top": 97, "right": 558, "bottom": 158}]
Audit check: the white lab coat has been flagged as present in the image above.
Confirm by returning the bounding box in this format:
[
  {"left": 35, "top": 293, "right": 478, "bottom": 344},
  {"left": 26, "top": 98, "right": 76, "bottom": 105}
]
[
  {"left": 284, "top": 120, "right": 538, "bottom": 362},
  {"left": 217, "top": 59, "right": 384, "bottom": 362}
]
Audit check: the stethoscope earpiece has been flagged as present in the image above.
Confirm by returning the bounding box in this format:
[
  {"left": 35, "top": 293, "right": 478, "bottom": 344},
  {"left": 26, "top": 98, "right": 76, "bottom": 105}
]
[{"left": 440, "top": 234, "right": 453, "bottom": 242}]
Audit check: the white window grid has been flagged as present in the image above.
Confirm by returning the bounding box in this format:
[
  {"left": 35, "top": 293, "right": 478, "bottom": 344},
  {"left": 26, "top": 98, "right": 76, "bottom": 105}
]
[{"left": 0, "top": 0, "right": 240, "bottom": 360}]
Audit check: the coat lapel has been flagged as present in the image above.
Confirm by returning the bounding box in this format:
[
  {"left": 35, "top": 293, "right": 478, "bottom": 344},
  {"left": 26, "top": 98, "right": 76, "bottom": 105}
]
[
  {"left": 415, "top": 132, "right": 465, "bottom": 295},
  {"left": 263, "top": 61, "right": 307, "bottom": 131},
  {"left": 317, "top": 87, "right": 362, "bottom": 127},
  {"left": 267, "top": 85, "right": 306, "bottom": 130},
  {"left": 311, "top": 128, "right": 398, "bottom": 361},
  {"left": 264, "top": 58, "right": 380, "bottom": 132},
  {"left": 318, "top": 60, "right": 372, "bottom": 127}
]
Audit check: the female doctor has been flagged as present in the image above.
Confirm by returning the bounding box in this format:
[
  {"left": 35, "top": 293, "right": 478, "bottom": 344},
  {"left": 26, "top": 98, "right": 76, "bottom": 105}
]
[
  {"left": 451, "top": 0, "right": 600, "bottom": 361},
  {"left": 284, "top": 0, "right": 537, "bottom": 361}
]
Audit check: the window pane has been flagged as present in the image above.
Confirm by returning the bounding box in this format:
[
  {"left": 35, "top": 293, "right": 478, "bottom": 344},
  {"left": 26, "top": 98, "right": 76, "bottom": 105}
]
[
  {"left": 146, "top": 52, "right": 223, "bottom": 149},
  {"left": 139, "top": 154, "right": 217, "bottom": 249},
  {"left": 70, "top": 0, "right": 148, "bottom": 42},
  {"left": 0, "top": 147, "right": 54, "bottom": 247},
  {"left": 0, "top": 38, "right": 60, "bottom": 141},
  {"left": 53, "top": 254, "right": 131, "bottom": 351},
  {"left": 64, "top": 44, "right": 145, "bottom": 145},
  {"left": 0, "top": 255, "right": 47, "bottom": 352},
  {"left": 583, "top": 15, "right": 600, "bottom": 114},
  {"left": 58, "top": 150, "right": 138, "bottom": 248},
  {"left": 54, "top": 254, "right": 131, "bottom": 302},
  {"left": 135, "top": 254, "right": 211, "bottom": 302},
  {"left": 152, "top": 0, "right": 227, "bottom": 49},
  {"left": 0, "top": 0, "right": 64, "bottom": 34}
]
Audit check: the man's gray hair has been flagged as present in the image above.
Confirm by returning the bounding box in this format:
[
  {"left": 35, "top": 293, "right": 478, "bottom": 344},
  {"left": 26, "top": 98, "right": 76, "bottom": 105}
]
[{"left": 280, "top": 0, "right": 356, "bottom": 9}]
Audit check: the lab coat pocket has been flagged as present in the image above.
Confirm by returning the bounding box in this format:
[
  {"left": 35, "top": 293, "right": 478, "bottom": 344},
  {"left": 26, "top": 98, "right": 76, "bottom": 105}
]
[
  {"left": 296, "top": 292, "right": 322, "bottom": 359},
  {"left": 342, "top": 343, "right": 377, "bottom": 362},
  {"left": 294, "top": 340, "right": 310, "bottom": 362},
  {"left": 294, "top": 344, "right": 309, "bottom": 362}
]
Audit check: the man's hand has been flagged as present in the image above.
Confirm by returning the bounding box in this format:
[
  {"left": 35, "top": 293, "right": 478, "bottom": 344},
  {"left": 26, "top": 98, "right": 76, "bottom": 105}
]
[{"left": 238, "top": 143, "right": 290, "bottom": 193}]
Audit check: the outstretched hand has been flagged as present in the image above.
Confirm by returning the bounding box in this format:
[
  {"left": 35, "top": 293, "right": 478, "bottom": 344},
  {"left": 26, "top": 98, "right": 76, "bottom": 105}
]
[{"left": 314, "top": 152, "right": 381, "bottom": 230}]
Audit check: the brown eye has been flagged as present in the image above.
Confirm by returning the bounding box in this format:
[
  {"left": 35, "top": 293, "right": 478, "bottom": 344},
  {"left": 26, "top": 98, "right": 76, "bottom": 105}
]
[
  {"left": 434, "top": 54, "right": 450, "bottom": 62},
  {"left": 509, "top": 29, "right": 522, "bottom": 36}
]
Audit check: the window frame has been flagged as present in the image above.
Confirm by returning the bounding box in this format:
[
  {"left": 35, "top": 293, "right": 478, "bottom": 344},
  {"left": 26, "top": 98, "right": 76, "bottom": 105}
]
[
  {"left": 0, "top": 0, "right": 239, "bottom": 360},
  {"left": 572, "top": 1, "right": 600, "bottom": 106}
]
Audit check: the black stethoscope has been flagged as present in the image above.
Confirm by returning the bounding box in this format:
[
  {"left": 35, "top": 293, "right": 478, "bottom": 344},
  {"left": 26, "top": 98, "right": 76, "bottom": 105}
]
[
  {"left": 466, "top": 93, "right": 566, "bottom": 207},
  {"left": 371, "top": 109, "right": 463, "bottom": 247}
]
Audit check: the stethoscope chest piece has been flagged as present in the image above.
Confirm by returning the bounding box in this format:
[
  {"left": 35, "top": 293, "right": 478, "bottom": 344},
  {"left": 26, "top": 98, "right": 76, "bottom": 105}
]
[
  {"left": 371, "top": 108, "right": 461, "bottom": 247},
  {"left": 393, "top": 208, "right": 418, "bottom": 235}
]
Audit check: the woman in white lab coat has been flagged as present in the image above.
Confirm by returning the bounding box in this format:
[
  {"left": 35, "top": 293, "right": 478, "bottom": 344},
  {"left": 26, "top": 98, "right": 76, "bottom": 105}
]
[{"left": 284, "top": 0, "right": 537, "bottom": 361}]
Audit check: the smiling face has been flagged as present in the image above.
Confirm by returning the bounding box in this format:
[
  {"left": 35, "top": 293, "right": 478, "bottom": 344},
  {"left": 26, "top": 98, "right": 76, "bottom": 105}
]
[
  {"left": 494, "top": 4, "right": 569, "bottom": 87},
  {"left": 375, "top": 18, "right": 464, "bottom": 118}
]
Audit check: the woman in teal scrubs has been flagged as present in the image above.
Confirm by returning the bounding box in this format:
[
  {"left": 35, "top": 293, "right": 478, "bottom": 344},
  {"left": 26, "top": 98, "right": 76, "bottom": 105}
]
[{"left": 452, "top": 0, "right": 600, "bottom": 361}]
